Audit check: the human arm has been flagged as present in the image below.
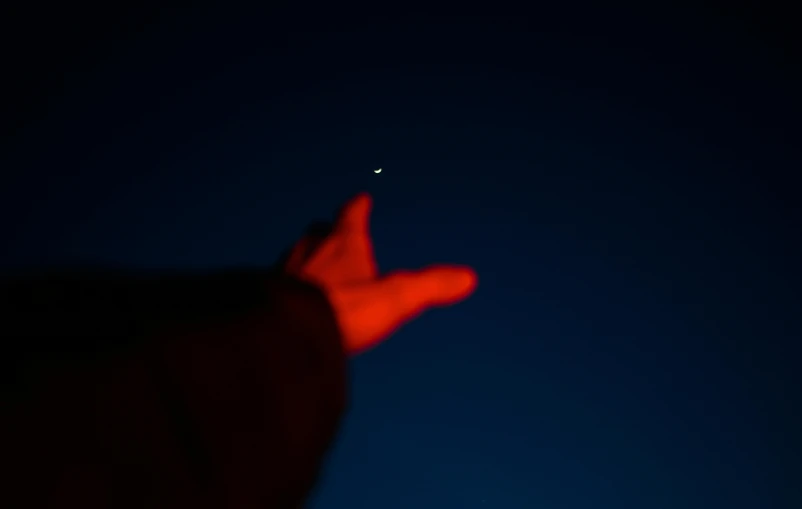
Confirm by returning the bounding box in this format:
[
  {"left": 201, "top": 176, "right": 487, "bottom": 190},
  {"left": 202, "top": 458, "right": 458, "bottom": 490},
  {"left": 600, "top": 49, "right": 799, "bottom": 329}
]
[{"left": 2, "top": 267, "right": 347, "bottom": 508}]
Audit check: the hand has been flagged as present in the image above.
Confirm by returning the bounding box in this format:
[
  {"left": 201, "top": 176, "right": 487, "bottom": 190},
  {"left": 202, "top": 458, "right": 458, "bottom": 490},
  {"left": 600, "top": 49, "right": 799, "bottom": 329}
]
[{"left": 282, "top": 193, "right": 478, "bottom": 355}]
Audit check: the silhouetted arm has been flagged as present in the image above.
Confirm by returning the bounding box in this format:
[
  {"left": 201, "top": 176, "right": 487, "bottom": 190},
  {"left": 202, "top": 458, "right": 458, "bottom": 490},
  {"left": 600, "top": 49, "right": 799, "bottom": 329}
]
[{"left": 1, "top": 267, "right": 348, "bottom": 508}]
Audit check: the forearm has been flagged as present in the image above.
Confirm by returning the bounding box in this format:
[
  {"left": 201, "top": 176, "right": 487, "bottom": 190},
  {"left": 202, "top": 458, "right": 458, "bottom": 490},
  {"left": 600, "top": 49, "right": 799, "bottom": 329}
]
[{"left": 2, "top": 267, "right": 348, "bottom": 508}]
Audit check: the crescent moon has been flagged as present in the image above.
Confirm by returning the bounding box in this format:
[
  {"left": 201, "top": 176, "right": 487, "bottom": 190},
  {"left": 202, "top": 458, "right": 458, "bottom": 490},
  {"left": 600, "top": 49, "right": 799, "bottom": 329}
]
[{"left": 374, "top": 168, "right": 382, "bottom": 174}]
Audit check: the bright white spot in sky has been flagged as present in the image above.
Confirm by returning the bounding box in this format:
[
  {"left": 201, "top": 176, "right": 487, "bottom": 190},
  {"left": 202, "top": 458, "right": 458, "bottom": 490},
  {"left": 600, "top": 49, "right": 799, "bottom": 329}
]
[{"left": 374, "top": 168, "right": 382, "bottom": 174}]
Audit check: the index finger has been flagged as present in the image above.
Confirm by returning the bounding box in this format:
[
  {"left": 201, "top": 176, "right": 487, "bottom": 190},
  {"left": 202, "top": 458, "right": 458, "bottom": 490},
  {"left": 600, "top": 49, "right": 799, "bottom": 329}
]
[{"left": 335, "top": 192, "right": 373, "bottom": 235}]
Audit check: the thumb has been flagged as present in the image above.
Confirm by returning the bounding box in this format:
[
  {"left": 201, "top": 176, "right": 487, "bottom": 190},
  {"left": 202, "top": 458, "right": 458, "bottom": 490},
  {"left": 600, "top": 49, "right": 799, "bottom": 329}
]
[
  {"left": 326, "top": 264, "right": 478, "bottom": 355},
  {"left": 381, "top": 264, "right": 478, "bottom": 319}
]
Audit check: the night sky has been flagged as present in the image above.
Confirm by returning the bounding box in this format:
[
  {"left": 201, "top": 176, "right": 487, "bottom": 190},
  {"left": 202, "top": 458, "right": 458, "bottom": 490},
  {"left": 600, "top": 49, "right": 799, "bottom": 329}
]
[{"left": 2, "top": 5, "right": 800, "bottom": 508}]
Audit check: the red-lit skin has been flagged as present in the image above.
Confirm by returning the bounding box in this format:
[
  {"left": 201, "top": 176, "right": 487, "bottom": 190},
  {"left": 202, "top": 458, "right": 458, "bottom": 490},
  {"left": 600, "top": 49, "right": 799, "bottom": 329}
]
[{"left": 283, "top": 193, "right": 478, "bottom": 355}]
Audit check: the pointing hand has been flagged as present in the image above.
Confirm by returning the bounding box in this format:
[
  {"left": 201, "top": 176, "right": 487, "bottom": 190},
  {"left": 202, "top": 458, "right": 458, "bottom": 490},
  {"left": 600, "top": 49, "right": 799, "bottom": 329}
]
[{"left": 282, "top": 193, "right": 477, "bottom": 355}]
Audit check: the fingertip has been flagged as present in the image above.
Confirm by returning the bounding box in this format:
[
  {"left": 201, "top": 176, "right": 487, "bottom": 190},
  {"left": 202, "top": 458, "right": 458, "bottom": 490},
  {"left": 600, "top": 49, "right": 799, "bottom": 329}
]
[
  {"left": 467, "top": 268, "right": 479, "bottom": 293},
  {"left": 417, "top": 264, "right": 479, "bottom": 305},
  {"left": 337, "top": 192, "right": 373, "bottom": 229},
  {"left": 356, "top": 192, "right": 373, "bottom": 216},
  {"left": 348, "top": 192, "right": 373, "bottom": 210},
  {"left": 452, "top": 266, "right": 478, "bottom": 298}
]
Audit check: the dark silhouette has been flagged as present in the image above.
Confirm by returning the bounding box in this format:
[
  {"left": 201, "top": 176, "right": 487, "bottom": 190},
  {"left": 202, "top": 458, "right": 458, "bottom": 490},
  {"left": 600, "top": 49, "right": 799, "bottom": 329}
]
[{"left": 2, "top": 194, "right": 477, "bottom": 508}]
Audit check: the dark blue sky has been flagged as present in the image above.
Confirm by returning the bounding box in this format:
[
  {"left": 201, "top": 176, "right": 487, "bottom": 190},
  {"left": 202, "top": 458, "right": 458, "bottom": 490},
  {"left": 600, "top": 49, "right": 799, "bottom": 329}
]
[{"left": 2, "top": 6, "right": 800, "bottom": 508}]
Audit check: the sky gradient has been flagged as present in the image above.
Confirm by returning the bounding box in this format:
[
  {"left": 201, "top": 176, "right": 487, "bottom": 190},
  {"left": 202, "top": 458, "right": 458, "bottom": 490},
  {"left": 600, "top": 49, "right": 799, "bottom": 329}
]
[{"left": 2, "top": 6, "right": 800, "bottom": 508}]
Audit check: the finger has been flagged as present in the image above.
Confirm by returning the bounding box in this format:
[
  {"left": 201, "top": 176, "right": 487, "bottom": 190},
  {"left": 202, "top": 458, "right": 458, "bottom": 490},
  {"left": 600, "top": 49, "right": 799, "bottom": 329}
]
[
  {"left": 383, "top": 264, "right": 478, "bottom": 317},
  {"left": 335, "top": 192, "right": 372, "bottom": 235},
  {"left": 326, "top": 265, "right": 477, "bottom": 354},
  {"left": 284, "top": 222, "right": 334, "bottom": 273},
  {"left": 330, "top": 192, "right": 377, "bottom": 279}
]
